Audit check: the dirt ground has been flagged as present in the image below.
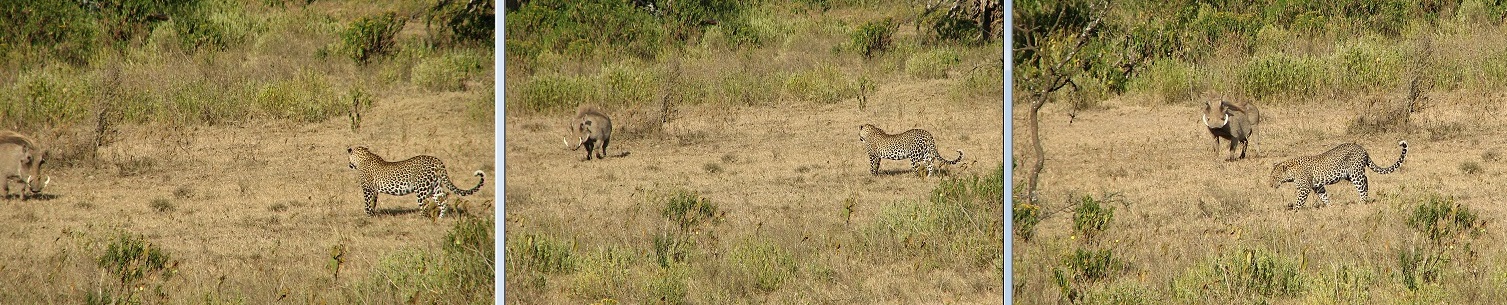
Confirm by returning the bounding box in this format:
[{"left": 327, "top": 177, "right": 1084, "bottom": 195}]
[
  {"left": 1011, "top": 93, "right": 1507, "bottom": 302},
  {"left": 0, "top": 91, "right": 494, "bottom": 302},
  {"left": 504, "top": 78, "right": 1005, "bottom": 303}
]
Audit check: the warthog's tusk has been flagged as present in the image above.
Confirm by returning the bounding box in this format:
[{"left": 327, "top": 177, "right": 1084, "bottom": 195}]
[
  {"left": 1202, "top": 114, "right": 1208, "bottom": 126},
  {"left": 1223, "top": 113, "right": 1230, "bottom": 125},
  {"left": 43, "top": 176, "right": 49, "bottom": 187}
]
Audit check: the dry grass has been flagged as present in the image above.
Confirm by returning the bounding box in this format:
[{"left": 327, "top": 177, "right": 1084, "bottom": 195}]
[
  {"left": 0, "top": 1, "right": 495, "bottom": 303},
  {"left": 1012, "top": 91, "right": 1507, "bottom": 303}
]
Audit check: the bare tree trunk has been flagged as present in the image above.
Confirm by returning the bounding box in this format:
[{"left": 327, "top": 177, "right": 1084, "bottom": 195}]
[{"left": 1025, "top": 97, "right": 1046, "bottom": 202}]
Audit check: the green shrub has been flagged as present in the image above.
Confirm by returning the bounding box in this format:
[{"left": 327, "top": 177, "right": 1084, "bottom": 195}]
[
  {"left": 1071, "top": 193, "right": 1116, "bottom": 241},
  {"left": 1013, "top": 201, "right": 1041, "bottom": 241},
  {"left": 426, "top": 0, "right": 495, "bottom": 47},
  {"left": 905, "top": 48, "right": 961, "bottom": 79},
  {"left": 506, "top": 0, "right": 663, "bottom": 59},
  {"left": 0, "top": 1, "right": 98, "bottom": 65},
  {"left": 444, "top": 217, "right": 494, "bottom": 295},
  {"left": 1331, "top": 38, "right": 1405, "bottom": 93},
  {"left": 94, "top": 232, "right": 175, "bottom": 304},
  {"left": 662, "top": 190, "right": 719, "bottom": 233},
  {"left": 339, "top": 12, "right": 406, "bottom": 64},
  {"left": 850, "top": 18, "right": 895, "bottom": 58},
  {"left": 1406, "top": 195, "right": 1484, "bottom": 246}
]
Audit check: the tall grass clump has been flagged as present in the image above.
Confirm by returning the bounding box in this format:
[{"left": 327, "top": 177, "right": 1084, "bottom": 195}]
[
  {"left": 905, "top": 47, "right": 961, "bottom": 79},
  {"left": 1170, "top": 249, "right": 1305, "bottom": 302},
  {"left": 516, "top": 73, "right": 596, "bottom": 113},
  {"left": 413, "top": 50, "right": 487, "bottom": 92},
  {"left": 781, "top": 63, "right": 855, "bottom": 104},
  {"left": 1240, "top": 53, "right": 1326, "bottom": 101},
  {"left": 1129, "top": 58, "right": 1199, "bottom": 105},
  {"left": 870, "top": 166, "right": 1004, "bottom": 269},
  {"left": 1331, "top": 38, "right": 1406, "bottom": 93},
  {"left": 727, "top": 238, "right": 797, "bottom": 294},
  {"left": 653, "top": 189, "right": 721, "bottom": 268}
]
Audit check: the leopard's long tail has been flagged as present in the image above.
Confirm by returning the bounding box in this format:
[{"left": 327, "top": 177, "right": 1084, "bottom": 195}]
[
  {"left": 445, "top": 170, "right": 486, "bottom": 196},
  {"left": 939, "top": 150, "right": 964, "bottom": 164},
  {"left": 1368, "top": 141, "right": 1407, "bottom": 174}
]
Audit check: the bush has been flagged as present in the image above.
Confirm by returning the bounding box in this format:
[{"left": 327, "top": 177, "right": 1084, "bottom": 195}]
[
  {"left": 339, "top": 12, "right": 406, "bottom": 64},
  {"left": 1071, "top": 193, "right": 1116, "bottom": 241},
  {"left": 506, "top": 0, "right": 663, "bottom": 59},
  {"left": 426, "top": 0, "right": 495, "bottom": 47},
  {"left": 661, "top": 190, "right": 719, "bottom": 233},
  {"left": 850, "top": 18, "right": 895, "bottom": 58},
  {"left": 94, "top": 232, "right": 175, "bottom": 304},
  {"left": 1406, "top": 195, "right": 1484, "bottom": 246}
]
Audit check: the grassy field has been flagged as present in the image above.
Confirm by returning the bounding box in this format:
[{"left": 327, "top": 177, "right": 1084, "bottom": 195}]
[
  {"left": 0, "top": 1, "right": 494, "bottom": 303},
  {"left": 503, "top": 0, "right": 1004, "bottom": 303},
  {"left": 1013, "top": 1, "right": 1507, "bottom": 304}
]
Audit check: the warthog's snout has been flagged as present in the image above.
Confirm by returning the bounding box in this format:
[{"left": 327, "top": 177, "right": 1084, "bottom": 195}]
[{"left": 23, "top": 175, "right": 48, "bottom": 194}]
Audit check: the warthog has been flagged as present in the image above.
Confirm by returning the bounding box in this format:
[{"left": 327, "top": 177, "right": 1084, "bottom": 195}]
[
  {"left": 0, "top": 131, "right": 49, "bottom": 199},
  {"left": 562, "top": 105, "right": 627, "bottom": 160},
  {"left": 1202, "top": 99, "right": 1260, "bottom": 161}
]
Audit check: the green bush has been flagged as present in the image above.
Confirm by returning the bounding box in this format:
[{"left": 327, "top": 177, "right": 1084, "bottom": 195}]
[
  {"left": 339, "top": 12, "right": 406, "bottom": 64},
  {"left": 1331, "top": 38, "right": 1405, "bottom": 93},
  {"left": 662, "top": 190, "right": 719, "bottom": 232},
  {"left": 93, "top": 232, "right": 175, "bottom": 304},
  {"left": 444, "top": 217, "right": 495, "bottom": 297},
  {"left": 426, "top": 0, "right": 495, "bottom": 47},
  {"left": 506, "top": 0, "right": 663, "bottom": 59},
  {"left": 1406, "top": 195, "right": 1484, "bottom": 246},
  {"left": 850, "top": 18, "right": 895, "bottom": 58},
  {"left": 1071, "top": 193, "right": 1116, "bottom": 241}
]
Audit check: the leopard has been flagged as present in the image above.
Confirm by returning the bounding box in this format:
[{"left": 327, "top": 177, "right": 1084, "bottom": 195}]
[
  {"left": 1268, "top": 141, "right": 1407, "bottom": 210},
  {"left": 347, "top": 146, "right": 485, "bottom": 218},
  {"left": 858, "top": 124, "right": 963, "bottom": 177}
]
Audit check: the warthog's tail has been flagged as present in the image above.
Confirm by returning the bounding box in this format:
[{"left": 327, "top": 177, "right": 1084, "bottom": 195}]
[
  {"left": 1368, "top": 141, "right": 1408, "bottom": 174},
  {"left": 445, "top": 170, "right": 486, "bottom": 196}
]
